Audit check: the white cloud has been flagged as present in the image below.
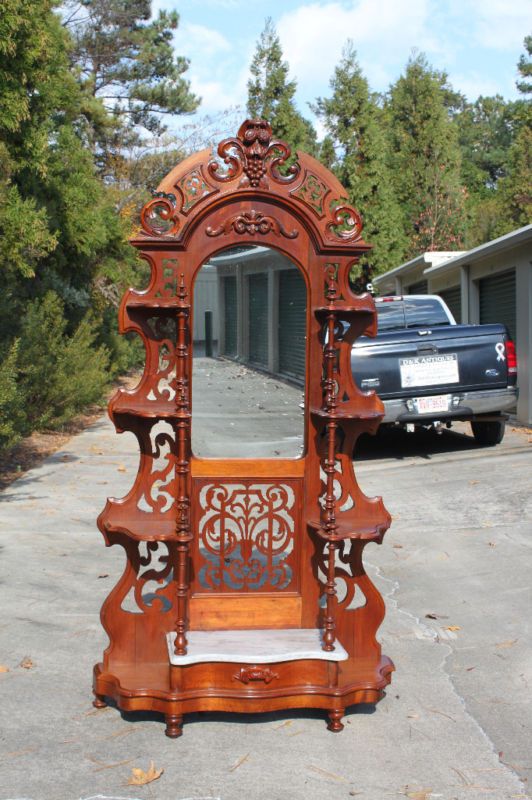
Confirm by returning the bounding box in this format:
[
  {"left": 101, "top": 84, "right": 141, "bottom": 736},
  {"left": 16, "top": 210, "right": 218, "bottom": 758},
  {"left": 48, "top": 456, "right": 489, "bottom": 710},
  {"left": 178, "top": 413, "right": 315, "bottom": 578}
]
[
  {"left": 175, "top": 22, "right": 232, "bottom": 58},
  {"left": 469, "top": 0, "right": 531, "bottom": 50},
  {"left": 276, "top": 0, "right": 435, "bottom": 93}
]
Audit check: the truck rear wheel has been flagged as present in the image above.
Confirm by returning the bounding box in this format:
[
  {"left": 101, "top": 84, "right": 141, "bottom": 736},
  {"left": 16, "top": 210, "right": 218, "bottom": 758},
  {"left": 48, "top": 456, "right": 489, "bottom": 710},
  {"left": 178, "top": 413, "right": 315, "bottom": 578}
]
[{"left": 471, "top": 419, "right": 505, "bottom": 446}]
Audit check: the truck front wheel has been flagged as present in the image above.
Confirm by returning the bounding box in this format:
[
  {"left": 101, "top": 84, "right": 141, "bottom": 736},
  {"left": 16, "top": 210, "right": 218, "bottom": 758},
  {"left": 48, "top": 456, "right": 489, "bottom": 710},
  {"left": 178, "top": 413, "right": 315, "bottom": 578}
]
[{"left": 471, "top": 419, "right": 505, "bottom": 446}]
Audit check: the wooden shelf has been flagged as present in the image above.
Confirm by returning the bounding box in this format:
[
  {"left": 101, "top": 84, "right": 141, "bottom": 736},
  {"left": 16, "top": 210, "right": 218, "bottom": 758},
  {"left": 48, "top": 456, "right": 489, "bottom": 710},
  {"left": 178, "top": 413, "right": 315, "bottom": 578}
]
[
  {"left": 307, "top": 514, "right": 390, "bottom": 542},
  {"left": 100, "top": 500, "right": 175, "bottom": 542},
  {"left": 313, "top": 298, "right": 374, "bottom": 317},
  {"left": 125, "top": 297, "right": 190, "bottom": 310},
  {"left": 112, "top": 393, "right": 178, "bottom": 419},
  {"left": 310, "top": 405, "right": 382, "bottom": 421}
]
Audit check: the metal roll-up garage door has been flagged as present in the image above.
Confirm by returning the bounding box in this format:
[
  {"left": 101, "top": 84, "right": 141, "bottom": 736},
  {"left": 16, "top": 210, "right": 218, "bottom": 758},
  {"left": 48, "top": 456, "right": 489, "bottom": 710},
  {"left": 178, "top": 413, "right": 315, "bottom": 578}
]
[
  {"left": 439, "top": 285, "right": 461, "bottom": 323},
  {"left": 248, "top": 273, "right": 268, "bottom": 366},
  {"left": 479, "top": 269, "right": 516, "bottom": 342},
  {"left": 279, "top": 268, "right": 307, "bottom": 382},
  {"left": 407, "top": 280, "right": 428, "bottom": 294},
  {"left": 223, "top": 275, "right": 237, "bottom": 356}
]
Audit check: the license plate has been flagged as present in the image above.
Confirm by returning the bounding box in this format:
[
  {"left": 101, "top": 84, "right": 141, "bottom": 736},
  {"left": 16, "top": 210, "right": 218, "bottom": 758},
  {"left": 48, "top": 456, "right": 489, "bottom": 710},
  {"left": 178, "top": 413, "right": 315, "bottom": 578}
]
[
  {"left": 400, "top": 353, "right": 459, "bottom": 388},
  {"left": 413, "top": 394, "right": 451, "bottom": 414}
]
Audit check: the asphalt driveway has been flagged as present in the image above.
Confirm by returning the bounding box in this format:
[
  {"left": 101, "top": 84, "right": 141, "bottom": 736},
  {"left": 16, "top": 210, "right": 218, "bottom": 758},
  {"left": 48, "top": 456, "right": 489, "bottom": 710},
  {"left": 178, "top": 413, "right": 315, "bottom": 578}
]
[{"left": 0, "top": 358, "right": 530, "bottom": 800}]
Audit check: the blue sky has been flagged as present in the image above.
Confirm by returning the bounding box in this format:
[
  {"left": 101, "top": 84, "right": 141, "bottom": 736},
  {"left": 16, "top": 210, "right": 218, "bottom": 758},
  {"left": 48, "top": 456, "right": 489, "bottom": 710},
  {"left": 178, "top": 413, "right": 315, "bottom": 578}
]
[{"left": 154, "top": 0, "right": 530, "bottom": 136}]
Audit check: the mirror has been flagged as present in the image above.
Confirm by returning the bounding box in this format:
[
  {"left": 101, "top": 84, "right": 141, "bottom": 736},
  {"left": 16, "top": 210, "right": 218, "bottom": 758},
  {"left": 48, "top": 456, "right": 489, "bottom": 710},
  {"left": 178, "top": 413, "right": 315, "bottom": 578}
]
[{"left": 192, "top": 245, "right": 306, "bottom": 458}]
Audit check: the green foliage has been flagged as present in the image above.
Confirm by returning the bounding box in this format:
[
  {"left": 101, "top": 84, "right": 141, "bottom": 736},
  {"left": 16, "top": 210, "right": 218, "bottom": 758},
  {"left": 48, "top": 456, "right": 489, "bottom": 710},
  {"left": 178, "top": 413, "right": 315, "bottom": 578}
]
[
  {"left": 66, "top": 0, "right": 199, "bottom": 147},
  {"left": 495, "top": 126, "right": 532, "bottom": 232},
  {"left": 516, "top": 35, "right": 532, "bottom": 94},
  {"left": 247, "top": 18, "right": 317, "bottom": 155},
  {"left": 387, "top": 53, "right": 465, "bottom": 256},
  {"left": 17, "top": 292, "right": 110, "bottom": 430},
  {"left": 314, "top": 42, "right": 406, "bottom": 275},
  {"left": 0, "top": 340, "right": 24, "bottom": 450}
]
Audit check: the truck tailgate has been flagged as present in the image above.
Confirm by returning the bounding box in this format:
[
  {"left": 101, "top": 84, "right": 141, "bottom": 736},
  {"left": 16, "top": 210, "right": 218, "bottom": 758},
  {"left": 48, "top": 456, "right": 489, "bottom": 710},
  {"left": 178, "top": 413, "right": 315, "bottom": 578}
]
[{"left": 351, "top": 324, "right": 510, "bottom": 399}]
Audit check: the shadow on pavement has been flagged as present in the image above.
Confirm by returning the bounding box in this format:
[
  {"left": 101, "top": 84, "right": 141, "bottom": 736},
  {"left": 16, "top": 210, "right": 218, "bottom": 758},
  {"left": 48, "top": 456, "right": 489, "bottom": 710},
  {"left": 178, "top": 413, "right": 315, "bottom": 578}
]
[{"left": 355, "top": 425, "right": 480, "bottom": 461}]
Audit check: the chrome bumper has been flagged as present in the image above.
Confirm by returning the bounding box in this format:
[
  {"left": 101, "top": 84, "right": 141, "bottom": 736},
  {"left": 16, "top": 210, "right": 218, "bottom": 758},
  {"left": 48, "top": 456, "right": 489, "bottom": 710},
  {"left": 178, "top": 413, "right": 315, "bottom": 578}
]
[{"left": 381, "top": 386, "right": 518, "bottom": 424}]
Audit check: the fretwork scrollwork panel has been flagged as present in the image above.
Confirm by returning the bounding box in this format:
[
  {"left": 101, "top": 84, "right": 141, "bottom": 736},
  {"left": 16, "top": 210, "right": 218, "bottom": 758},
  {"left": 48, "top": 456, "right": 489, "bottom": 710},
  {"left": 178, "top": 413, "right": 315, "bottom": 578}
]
[
  {"left": 311, "top": 534, "right": 385, "bottom": 660},
  {"left": 191, "top": 480, "right": 301, "bottom": 594},
  {"left": 100, "top": 535, "right": 176, "bottom": 666},
  {"left": 124, "top": 311, "right": 178, "bottom": 406},
  {"left": 136, "top": 421, "right": 176, "bottom": 515},
  {"left": 121, "top": 541, "right": 174, "bottom": 614}
]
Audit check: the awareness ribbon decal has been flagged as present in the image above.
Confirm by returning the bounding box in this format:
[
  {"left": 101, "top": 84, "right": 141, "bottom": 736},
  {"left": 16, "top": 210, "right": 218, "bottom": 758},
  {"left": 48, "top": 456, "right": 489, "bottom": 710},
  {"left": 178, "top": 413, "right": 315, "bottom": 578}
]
[{"left": 495, "top": 342, "right": 505, "bottom": 362}]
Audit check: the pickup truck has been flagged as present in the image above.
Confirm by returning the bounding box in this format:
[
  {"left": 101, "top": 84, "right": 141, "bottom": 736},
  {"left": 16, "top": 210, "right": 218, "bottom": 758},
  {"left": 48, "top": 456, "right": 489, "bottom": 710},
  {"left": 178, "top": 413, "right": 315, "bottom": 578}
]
[{"left": 351, "top": 295, "right": 518, "bottom": 445}]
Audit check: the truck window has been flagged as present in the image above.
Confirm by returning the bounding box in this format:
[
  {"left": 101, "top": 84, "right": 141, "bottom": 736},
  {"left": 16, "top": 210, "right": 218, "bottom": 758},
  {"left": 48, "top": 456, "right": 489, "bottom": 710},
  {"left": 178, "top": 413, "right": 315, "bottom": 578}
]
[{"left": 376, "top": 298, "right": 452, "bottom": 331}]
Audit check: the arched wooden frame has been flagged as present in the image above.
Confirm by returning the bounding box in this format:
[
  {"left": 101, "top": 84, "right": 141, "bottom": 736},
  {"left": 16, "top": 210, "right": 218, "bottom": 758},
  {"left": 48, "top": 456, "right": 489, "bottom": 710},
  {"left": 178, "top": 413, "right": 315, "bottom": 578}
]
[{"left": 93, "top": 119, "right": 393, "bottom": 737}]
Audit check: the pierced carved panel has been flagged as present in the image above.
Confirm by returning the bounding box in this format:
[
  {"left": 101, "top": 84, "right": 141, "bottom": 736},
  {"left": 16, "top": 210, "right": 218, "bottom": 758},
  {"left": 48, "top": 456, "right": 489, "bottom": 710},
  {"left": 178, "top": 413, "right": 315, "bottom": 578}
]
[
  {"left": 137, "top": 421, "right": 175, "bottom": 515},
  {"left": 176, "top": 168, "right": 216, "bottom": 214},
  {"left": 120, "top": 540, "right": 174, "bottom": 614},
  {"left": 193, "top": 480, "right": 300, "bottom": 593}
]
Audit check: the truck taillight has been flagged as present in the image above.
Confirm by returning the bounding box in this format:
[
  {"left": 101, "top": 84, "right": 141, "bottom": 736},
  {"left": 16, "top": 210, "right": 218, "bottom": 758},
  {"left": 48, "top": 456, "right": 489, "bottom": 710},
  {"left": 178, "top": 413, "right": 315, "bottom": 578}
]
[{"left": 506, "top": 340, "right": 517, "bottom": 375}]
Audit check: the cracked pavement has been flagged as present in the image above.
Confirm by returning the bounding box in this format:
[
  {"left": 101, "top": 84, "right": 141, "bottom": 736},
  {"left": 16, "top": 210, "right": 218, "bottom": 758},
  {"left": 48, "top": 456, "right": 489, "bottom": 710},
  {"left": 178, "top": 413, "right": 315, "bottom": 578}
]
[{"left": 0, "top": 358, "right": 530, "bottom": 800}]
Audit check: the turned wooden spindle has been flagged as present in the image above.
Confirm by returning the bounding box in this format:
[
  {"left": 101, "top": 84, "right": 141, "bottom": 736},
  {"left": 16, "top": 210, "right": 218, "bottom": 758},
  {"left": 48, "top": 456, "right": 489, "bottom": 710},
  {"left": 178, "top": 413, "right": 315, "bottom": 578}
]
[{"left": 173, "top": 274, "right": 192, "bottom": 656}]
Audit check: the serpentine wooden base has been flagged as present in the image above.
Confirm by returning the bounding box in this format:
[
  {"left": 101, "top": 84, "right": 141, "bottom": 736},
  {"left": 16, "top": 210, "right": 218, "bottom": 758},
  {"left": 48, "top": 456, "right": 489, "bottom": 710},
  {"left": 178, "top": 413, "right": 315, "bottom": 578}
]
[{"left": 93, "top": 656, "right": 394, "bottom": 735}]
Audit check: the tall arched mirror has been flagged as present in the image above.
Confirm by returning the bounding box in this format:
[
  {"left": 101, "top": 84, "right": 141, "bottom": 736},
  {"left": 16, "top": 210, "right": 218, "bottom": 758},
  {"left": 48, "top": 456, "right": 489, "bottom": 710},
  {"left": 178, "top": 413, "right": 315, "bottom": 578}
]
[{"left": 192, "top": 245, "right": 307, "bottom": 458}]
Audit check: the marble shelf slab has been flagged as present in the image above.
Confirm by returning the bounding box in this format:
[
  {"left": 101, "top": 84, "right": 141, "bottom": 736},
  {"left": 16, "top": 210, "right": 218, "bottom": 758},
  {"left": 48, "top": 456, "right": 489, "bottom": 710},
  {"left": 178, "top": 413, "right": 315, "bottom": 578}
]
[{"left": 166, "top": 628, "right": 348, "bottom": 666}]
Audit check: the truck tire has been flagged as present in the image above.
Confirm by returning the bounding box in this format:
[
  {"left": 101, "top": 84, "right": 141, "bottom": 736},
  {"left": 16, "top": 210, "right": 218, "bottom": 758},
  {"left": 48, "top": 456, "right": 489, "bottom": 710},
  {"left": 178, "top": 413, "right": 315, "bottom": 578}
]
[{"left": 471, "top": 420, "right": 505, "bottom": 446}]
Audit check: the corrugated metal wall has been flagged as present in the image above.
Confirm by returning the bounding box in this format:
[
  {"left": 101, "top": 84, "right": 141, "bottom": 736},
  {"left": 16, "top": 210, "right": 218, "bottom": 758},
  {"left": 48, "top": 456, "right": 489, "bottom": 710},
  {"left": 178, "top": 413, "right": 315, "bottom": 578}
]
[
  {"left": 438, "top": 285, "right": 462, "bottom": 323},
  {"left": 479, "top": 270, "right": 516, "bottom": 342},
  {"left": 279, "top": 269, "right": 306, "bottom": 382},
  {"left": 223, "top": 275, "right": 237, "bottom": 356},
  {"left": 248, "top": 273, "right": 269, "bottom": 366}
]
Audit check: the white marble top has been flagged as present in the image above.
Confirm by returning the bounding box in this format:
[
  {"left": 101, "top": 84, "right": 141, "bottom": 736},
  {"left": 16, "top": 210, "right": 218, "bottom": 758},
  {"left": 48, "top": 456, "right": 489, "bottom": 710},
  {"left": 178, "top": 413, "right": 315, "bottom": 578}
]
[{"left": 166, "top": 628, "right": 348, "bottom": 666}]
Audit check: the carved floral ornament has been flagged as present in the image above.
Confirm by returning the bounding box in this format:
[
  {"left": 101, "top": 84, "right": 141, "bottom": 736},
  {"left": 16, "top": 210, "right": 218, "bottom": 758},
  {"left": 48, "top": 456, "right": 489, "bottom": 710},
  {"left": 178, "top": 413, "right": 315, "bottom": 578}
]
[
  {"left": 138, "top": 118, "right": 364, "bottom": 243},
  {"left": 206, "top": 210, "right": 298, "bottom": 239}
]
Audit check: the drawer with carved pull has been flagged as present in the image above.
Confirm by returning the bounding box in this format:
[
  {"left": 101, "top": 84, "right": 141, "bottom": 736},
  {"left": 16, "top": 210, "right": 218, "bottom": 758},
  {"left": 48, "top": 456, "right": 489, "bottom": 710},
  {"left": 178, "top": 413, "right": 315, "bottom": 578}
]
[{"left": 174, "top": 659, "right": 336, "bottom": 693}]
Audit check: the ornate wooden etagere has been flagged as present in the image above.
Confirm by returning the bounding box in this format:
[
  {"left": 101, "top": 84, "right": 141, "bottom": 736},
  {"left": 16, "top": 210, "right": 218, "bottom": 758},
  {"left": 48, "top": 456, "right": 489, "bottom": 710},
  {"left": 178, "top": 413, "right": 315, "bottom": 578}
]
[{"left": 93, "top": 119, "right": 393, "bottom": 736}]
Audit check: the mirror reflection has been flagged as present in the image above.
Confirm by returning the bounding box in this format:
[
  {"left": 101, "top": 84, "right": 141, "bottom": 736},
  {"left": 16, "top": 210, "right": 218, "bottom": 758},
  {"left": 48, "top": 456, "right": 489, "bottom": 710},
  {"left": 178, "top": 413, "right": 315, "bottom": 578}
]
[{"left": 192, "top": 245, "right": 306, "bottom": 458}]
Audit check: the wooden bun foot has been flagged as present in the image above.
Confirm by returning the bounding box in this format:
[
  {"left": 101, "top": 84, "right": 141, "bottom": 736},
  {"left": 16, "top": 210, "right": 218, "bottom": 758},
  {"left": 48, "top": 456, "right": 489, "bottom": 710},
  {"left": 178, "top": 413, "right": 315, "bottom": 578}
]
[
  {"left": 92, "top": 694, "right": 107, "bottom": 709},
  {"left": 165, "top": 714, "right": 183, "bottom": 738},
  {"left": 327, "top": 709, "right": 344, "bottom": 732}
]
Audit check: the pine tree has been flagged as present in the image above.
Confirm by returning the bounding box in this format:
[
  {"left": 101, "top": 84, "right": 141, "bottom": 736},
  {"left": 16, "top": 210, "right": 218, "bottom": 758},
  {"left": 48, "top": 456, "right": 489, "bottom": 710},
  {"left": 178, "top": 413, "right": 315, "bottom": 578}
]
[
  {"left": 387, "top": 53, "right": 465, "bottom": 256},
  {"left": 247, "top": 18, "right": 316, "bottom": 155},
  {"left": 314, "top": 42, "right": 406, "bottom": 274},
  {"left": 65, "top": 0, "right": 200, "bottom": 142},
  {"left": 516, "top": 34, "right": 532, "bottom": 95}
]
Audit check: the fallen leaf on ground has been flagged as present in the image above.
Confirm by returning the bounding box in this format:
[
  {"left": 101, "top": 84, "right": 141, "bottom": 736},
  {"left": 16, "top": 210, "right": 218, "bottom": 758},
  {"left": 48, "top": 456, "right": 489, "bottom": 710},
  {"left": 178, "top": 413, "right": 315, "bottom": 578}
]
[
  {"left": 488, "top": 541, "right": 497, "bottom": 547},
  {"left": 425, "top": 613, "right": 449, "bottom": 620},
  {"left": 469, "top": 479, "right": 480, "bottom": 485},
  {"left": 97, "top": 573, "right": 109, "bottom": 579},
  {"left": 393, "top": 544, "right": 403, "bottom": 549},
  {"left": 19, "top": 657, "right": 35, "bottom": 669},
  {"left": 117, "top": 464, "right": 127, "bottom": 472},
  {"left": 466, "top": 666, "right": 476, "bottom": 671},
  {"left": 127, "top": 760, "right": 163, "bottom": 785},
  {"left": 307, "top": 765, "right": 348, "bottom": 783},
  {"left": 445, "top": 625, "right": 461, "bottom": 632},
  {"left": 274, "top": 719, "right": 293, "bottom": 730},
  {"left": 0, "top": 665, "right": 9, "bottom": 673},
  {"left": 405, "top": 788, "right": 433, "bottom": 800},
  {"left": 496, "top": 639, "right": 518, "bottom": 649},
  {"left": 228, "top": 753, "right": 250, "bottom": 772}
]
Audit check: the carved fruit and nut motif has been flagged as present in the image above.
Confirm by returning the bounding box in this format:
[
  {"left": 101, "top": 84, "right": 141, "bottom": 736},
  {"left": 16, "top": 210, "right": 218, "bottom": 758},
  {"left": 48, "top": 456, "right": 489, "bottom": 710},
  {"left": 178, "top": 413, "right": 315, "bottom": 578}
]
[{"left": 208, "top": 119, "right": 299, "bottom": 188}]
